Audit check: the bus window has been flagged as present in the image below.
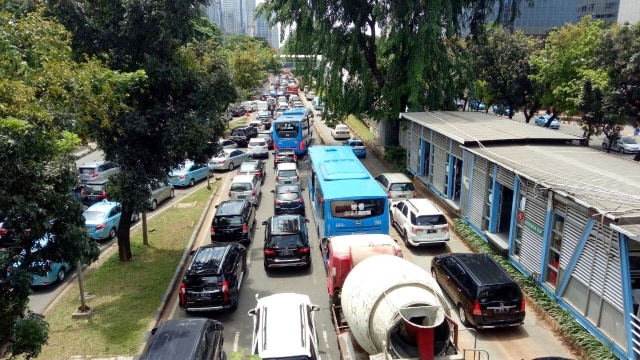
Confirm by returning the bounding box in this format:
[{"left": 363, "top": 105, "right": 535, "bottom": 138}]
[
  {"left": 274, "top": 121, "right": 300, "bottom": 139},
  {"left": 331, "top": 199, "right": 385, "bottom": 219}
]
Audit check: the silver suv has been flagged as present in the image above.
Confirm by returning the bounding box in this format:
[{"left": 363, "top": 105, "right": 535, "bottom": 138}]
[
  {"left": 229, "top": 174, "right": 262, "bottom": 206},
  {"left": 275, "top": 163, "right": 299, "bottom": 186},
  {"left": 77, "top": 161, "right": 119, "bottom": 184}
]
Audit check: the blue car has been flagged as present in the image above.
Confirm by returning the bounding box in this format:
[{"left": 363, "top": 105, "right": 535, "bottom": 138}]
[
  {"left": 84, "top": 200, "right": 123, "bottom": 240},
  {"left": 344, "top": 138, "right": 367, "bottom": 158},
  {"left": 469, "top": 100, "right": 486, "bottom": 111},
  {"left": 8, "top": 234, "right": 73, "bottom": 286},
  {"left": 168, "top": 161, "right": 213, "bottom": 187},
  {"left": 534, "top": 114, "right": 560, "bottom": 129}
]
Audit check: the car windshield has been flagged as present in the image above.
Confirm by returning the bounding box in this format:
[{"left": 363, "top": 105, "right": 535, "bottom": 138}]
[
  {"left": 267, "top": 234, "right": 305, "bottom": 248},
  {"left": 390, "top": 183, "right": 415, "bottom": 191},
  {"left": 230, "top": 183, "right": 252, "bottom": 191},
  {"left": 274, "top": 121, "right": 299, "bottom": 138},
  {"left": 214, "top": 215, "right": 242, "bottom": 225},
  {"left": 83, "top": 211, "right": 106, "bottom": 221},
  {"left": 622, "top": 137, "right": 637, "bottom": 144},
  {"left": 415, "top": 215, "right": 447, "bottom": 226}
]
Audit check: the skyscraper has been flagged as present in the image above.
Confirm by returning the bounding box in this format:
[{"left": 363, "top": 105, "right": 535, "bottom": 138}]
[{"left": 203, "top": 0, "right": 279, "bottom": 45}]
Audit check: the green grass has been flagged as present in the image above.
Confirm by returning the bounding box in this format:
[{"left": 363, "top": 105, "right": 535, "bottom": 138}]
[
  {"left": 38, "top": 185, "right": 216, "bottom": 360},
  {"left": 344, "top": 115, "right": 375, "bottom": 141}
]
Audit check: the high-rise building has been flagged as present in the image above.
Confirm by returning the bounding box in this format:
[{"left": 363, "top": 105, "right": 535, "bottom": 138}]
[
  {"left": 617, "top": 0, "right": 640, "bottom": 24},
  {"left": 203, "top": 0, "right": 279, "bottom": 44},
  {"left": 255, "top": 13, "right": 280, "bottom": 49}
]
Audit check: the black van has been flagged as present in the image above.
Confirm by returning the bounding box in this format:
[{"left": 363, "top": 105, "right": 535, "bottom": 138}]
[
  {"left": 431, "top": 253, "right": 525, "bottom": 329},
  {"left": 139, "top": 318, "right": 224, "bottom": 360}
]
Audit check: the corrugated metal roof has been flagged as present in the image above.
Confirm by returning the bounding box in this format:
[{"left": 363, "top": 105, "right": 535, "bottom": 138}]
[
  {"left": 401, "top": 111, "right": 579, "bottom": 144},
  {"left": 467, "top": 144, "right": 640, "bottom": 219}
]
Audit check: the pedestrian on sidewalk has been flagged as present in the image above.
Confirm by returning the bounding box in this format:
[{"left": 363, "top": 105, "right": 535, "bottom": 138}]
[{"left": 634, "top": 122, "right": 639, "bottom": 136}]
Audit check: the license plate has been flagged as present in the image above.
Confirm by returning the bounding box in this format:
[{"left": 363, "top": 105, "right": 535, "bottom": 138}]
[
  {"left": 398, "top": 194, "right": 406, "bottom": 198},
  {"left": 89, "top": 196, "right": 97, "bottom": 200},
  {"left": 284, "top": 181, "right": 291, "bottom": 184},
  {"left": 171, "top": 176, "right": 178, "bottom": 180},
  {"left": 493, "top": 308, "right": 509, "bottom": 314},
  {"left": 280, "top": 250, "right": 293, "bottom": 255},
  {"left": 236, "top": 195, "right": 246, "bottom": 199},
  {"left": 427, "top": 229, "right": 437, "bottom": 234}
]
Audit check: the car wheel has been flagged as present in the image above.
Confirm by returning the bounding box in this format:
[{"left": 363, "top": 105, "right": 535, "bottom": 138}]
[
  {"left": 56, "top": 268, "right": 66, "bottom": 283},
  {"left": 169, "top": 189, "right": 175, "bottom": 198},
  {"left": 228, "top": 163, "right": 235, "bottom": 171},
  {"left": 150, "top": 200, "right": 158, "bottom": 211},
  {"left": 602, "top": 142, "right": 607, "bottom": 149},
  {"left": 431, "top": 268, "right": 437, "bottom": 282},
  {"left": 620, "top": 147, "right": 625, "bottom": 154},
  {"left": 458, "top": 304, "right": 470, "bottom": 326},
  {"left": 109, "top": 227, "right": 117, "bottom": 239},
  {"left": 402, "top": 229, "right": 409, "bottom": 246},
  {"left": 131, "top": 212, "right": 140, "bottom": 223},
  {"left": 188, "top": 178, "right": 195, "bottom": 187}
]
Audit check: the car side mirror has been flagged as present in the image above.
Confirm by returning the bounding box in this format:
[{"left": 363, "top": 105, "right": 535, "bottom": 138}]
[
  {"left": 305, "top": 218, "right": 310, "bottom": 223},
  {"left": 270, "top": 190, "right": 275, "bottom": 193},
  {"left": 248, "top": 309, "right": 256, "bottom": 316},
  {"left": 300, "top": 188, "right": 305, "bottom": 191},
  {"left": 311, "top": 305, "right": 320, "bottom": 312},
  {"left": 261, "top": 221, "right": 267, "bottom": 225}
]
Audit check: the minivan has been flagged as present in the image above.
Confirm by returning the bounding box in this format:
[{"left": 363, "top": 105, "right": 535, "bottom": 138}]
[
  {"left": 431, "top": 253, "right": 526, "bottom": 329},
  {"left": 139, "top": 318, "right": 224, "bottom": 360},
  {"left": 374, "top": 173, "right": 416, "bottom": 203},
  {"left": 275, "top": 162, "right": 300, "bottom": 186},
  {"left": 229, "top": 174, "right": 262, "bottom": 206}
]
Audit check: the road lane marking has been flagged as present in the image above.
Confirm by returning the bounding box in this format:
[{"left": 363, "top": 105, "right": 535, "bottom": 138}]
[{"left": 233, "top": 331, "right": 240, "bottom": 352}]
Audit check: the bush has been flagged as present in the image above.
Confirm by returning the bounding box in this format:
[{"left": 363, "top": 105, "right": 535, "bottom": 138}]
[{"left": 383, "top": 146, "right": 407, "bottom": 173}]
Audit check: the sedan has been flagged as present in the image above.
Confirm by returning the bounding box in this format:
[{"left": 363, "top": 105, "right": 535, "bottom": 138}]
[
  {"left": 602, "top": 136, "right": 640, "bottom": 154},
  {"left": 469, "top": 100, "right": 486, "bottom": 111},
  {"left": 84, "top": 200, "right": 135, "bottom": 240},
  {"left": 534, "top": 114, "right": 560, "bottom": 129},
  {"left": 148, "top": 180, "right": 175, "bottom": 210},
  {"left": 237, "top": 159, "right": 266, "bottom": 184},
  {"left": 219, "top": 139, "right": 239, "bottom": 150},
  {"left": 168, "top": 161, "right": 213, "bottom": 187},
  {"left": 331, "top": 124, "right": 351, "bottom": 140},
  {"left": 230, "top": 105, "right": 246, "bottom": 117},
  {"left": 271, "top": 185, "right": 305, "bottom": 215},
  {"left": 210, "top": 149, "right": 248, "bottom": 171},
  {"left": 344, "top": 138, "right": 366, "bottom": 158},
  {"left": 7, "top": 234, "right": 72, "bottom": 286}
]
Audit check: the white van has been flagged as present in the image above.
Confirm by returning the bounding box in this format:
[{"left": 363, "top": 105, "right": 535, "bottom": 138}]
[{"left": 256, "top": 101, "right": 268, "bottom": 111}]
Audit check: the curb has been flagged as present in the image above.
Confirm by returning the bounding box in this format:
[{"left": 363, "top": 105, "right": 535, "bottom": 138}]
[{"left": 138, "top": 185, "right": 219, "bottom": 356}]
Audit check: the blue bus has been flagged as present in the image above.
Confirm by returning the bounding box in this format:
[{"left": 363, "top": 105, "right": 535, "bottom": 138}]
[
  {"left": 306, "top": 146, "right": 390, "bottom": 239},
  {"left": 272, "top": 109, "right": 312, "bottom": 155}
]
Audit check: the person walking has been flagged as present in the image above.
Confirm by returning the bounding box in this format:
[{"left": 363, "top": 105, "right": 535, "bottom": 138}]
[{"left": 634, "top": 122, "right": 639, "bottom": 136}]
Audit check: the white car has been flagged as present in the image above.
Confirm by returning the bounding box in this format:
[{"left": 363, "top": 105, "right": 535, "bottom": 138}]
[
  {"left": 278, "top": 101, "right": 289, "bottom": 111},
  {"left": 602, "top": 136, "right": 640, "bottom": 154},
  {"left": 306, "top": 91, "right": 315, "bottom": 101},
  {"left": 331, "top": 124, "right": 351, "bottom": 140},
  {"left": 293, "top": 101, "right": 305, "bottom": 108},
  {"left": 242, "top": 101, "right": 258, "bottom": 112},
  {"left": 391, "top": 198, "right": 449, "bottom": 247},
  {"left": 247, "top": 137, "right": 269, "bottom": 159}
]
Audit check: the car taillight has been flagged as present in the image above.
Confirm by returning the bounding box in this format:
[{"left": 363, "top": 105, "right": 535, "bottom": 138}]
[
  {"left": 179, "top": 282, "right": 186, "bottom": 305},
  {"left": 274, "top": 143, "right": 278, "bottom": 150},
  {"left": 256, "top": 171, "right": 261, "bottom": 177},
  {"left": 299, "top": 140, "right": 304, "bottom": 150},
  {"left": 298, "top": 246, "right": 310, "bottom": 254},
  {"left": 411, "top": 227, "right": 419, "bottom": 233},
  {"left": 211, "top": 226, "right": 215, "bottom": 235},
  {"left": 179, "top": 174, "right": 186, "bottom": 179},
  {"left": 242, "top": 223, "right": 248, "bottom": 233},
  {"left": 98, "top": 193, "right": 107, "bottom": 199},
  {"left": 293, "top": 155, "right": 298, "bottom": 161},
  {"left": 444, "top": 225, "right": 450, "bottom": 231},
  {"left": 95, "top": 223, "right": 105, "bottom": 230},
  {"left": 413, "top": 191, "right": 417, "bottom": 197},
  {"left": 275, "top": 199, "right": 281, "bottom": 205},
  {"left": 252, "top": 190, "right": 255, "bottom": 196},
  {"left": 520, "top": 298, "right": 526, "bottom": 312},
  {"left": 473, "top": 300, "right": 482, "bottom": 316},
  {"left": 222, "top": 280, "right": 229, "bottom": 302},
  {"left": 387, "top": 190, "right": 392, "bottom": 199},
  {"left": 264, "top": 248, "right": 276, "bottom": 255},
  {"left": 275, "top": 176, "right": 279, "bottom": 181},
  {"left": 228, "top": 191, "right": 231, "bottom": 197},
  {"left": 0, "top": 229, "right": 7, "bottom": 235},
  {"left": 219, "top": 159, "right": 225, "bottom": 164},
  {"left": 91, "top": 173, "right": 98, "bottom": 178},
  {"left": 298, "top": 198, "right": 304, "bottom": 203}
]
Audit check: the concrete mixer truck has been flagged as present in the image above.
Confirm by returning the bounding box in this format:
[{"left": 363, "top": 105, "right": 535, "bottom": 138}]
[{"left": 320, "top": 236, "right": 462, "bottom": 360}]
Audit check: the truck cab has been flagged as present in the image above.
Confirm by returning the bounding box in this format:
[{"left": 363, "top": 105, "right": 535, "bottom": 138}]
[{"left": 320, "top": 234, "right": 402, "bottom": 303}]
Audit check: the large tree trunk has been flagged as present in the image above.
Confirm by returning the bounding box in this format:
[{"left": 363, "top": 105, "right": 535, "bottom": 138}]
[
  {"left": 117, "top": 208, "right": 133, "bottom": 262},
  {"left": 142, "top": 211, "right": 148, "bottom": 246}
]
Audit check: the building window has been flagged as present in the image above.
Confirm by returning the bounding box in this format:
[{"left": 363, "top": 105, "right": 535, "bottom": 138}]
[
  {"left": 483, "top": 174, "right": 494, "bottom": 231},
  {"left": 546, "top": 213, "right": 564, "bottom": 287}
]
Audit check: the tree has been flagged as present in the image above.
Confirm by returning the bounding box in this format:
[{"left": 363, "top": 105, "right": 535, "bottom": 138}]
[
  {"left": 258, "top": 0, "right": 533, "bottom": 145},
  {"left": 469, "top": 27, "right": 543, "bottom": 121},
  {"left": 0, "top": 8, "right": 128, "bottom": 357},
  {"left": 226, "top": 35, "right": 278, "bottom": 99},
  {"left": 598, "top": 22, "right": 640, "bottom": 126},
  {"left": 48, "top": 0, "right": 238, "bottom": 261},
  {"left": 530, "top": 16, "right": 609, "bottom": 119},
  {"left": 576, "top": 80, "right": 625, "bottom": 151}
]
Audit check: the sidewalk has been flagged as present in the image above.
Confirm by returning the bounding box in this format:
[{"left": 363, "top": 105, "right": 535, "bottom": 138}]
[{"left": 72, "top": 142, "right": 98, "bottom": 160}]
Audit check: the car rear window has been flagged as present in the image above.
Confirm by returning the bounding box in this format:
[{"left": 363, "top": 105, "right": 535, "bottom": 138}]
[
  {"left": 251, "top": 141, "right": 266, "bottom": 146},
  {"left": 239, "top": 163, "right": 258, "bottom": 171},
  {"left": 213, "top": 216, "right": 243, "bottom": 225},
  {"left": 189, "top": 248, "right": 228, "bottom": 275},
  {"left": 84, "top": 184, "right": 105, "bottom": 193},
  {"left": 266, "top": 234, "right": 305, "bottom": 248},
  {"left": 83, "top": 211, "right": 106, "bottom": 221},
  {"left": 349, "top": 140, "right": 365, "bottom": 147},
  {"left": 231, "top": 129, "right": 245, "bottom": 136},
  {"left": 277, "top": 191, "right": 300, "bottom": 201},
  {"left": 390, "top": 183, "right": 415, "bottom": 191},
  {"left": 230, "top": 183, "right": 252, "bottom": 191},
  {"left": 78, "top": 167, "right": 97, "bottom": 175},
  {"left": 278, "top": 170, "right": 297, "bottom": 178},
  {"left": 415, "top": 215, "right": 447, "bottom": 226},
  {"left": 478, "top": 284, "right": 521, "bottom": 303}
]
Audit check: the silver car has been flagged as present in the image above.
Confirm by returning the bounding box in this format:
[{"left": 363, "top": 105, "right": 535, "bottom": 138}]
[
  {"left": 77, "top": 160, "right": 119, "bottom": 184},
  {"left": 148, "top": 180, "right": 174, "bottom": 210},
  {"left": 210, "top": 149, "right": 248, "bottom": 171}
]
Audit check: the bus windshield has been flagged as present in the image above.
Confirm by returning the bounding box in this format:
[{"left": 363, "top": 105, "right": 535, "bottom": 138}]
[
  {"left": 330, "top": 199, "right": 386, "bottom": 219},
  {"left": 274, "top": 121, "right": 300, "bottom": 138}
]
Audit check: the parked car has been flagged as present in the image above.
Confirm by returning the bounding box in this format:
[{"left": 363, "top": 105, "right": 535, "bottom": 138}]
[
  {"left": 84, "top": 200, "right": 139, "bottom": 241},
  {"left": 534, "top": 114, "right": 560, "bottom": 129},
  {"left": 275, "top": 162, "right": 300, "bottom": 186},
  {"left": 229, "top": 126, "right": 258, "bottom": 147},
  {"left": 313, "top": 97, "right": 324, "bottom": 111},
  {"left": 331, "top": 124, "right": 351, "bottom": 140},
  {"left": 271, "top": 184, "right": 305, "bottom": 216},
  {"left": 229, "top": 105, "right": 246, "bottom": 117},
  {"left": 237, "top": 159, "right": 266, "bottom": 184},
  {"left": 7, "top": 234, "right": 72, "bottom": 286},
  {"left": 139, "top": 318, "right": 224, "bottom": 360},
  {"left": 178, "top": 243, "right": 247, "bottom": 313},
  {"left": 431, "top": 253, "right": 526, "bottom": 329},
  {"left": 0, "top": 212, "right": 26, "bottom": 247},
  {"left": 210, "top": 200, "right": 256, "bottom": 244},
  {"left": 148, "top": 180, "right": 174, "bottom": 210},
  {"left": 247, "top": 137, "right": 269, "bottom": 159},
  {"left": 469, "top": 100, "right": 486, "bottom": 111},
  {"left": 343, "top": 138, "right": 366, "bottom": 158},
  {"left": 81, "top": 180, "right": 110, "bottom": 206},
  {"left": 228, "top": 174, "right": 262, "bottom": 207},
  {"left": 248, "top": 293, "right": 320, "bottom": 359},
  {"left": 77, "top": 160, "right": 119, "bottom": 184},
  {"left": 210, "top": 149, "right": 248, "bottom": 171},
  {"left": 391, "top": 198, "right": 449, "bottom": 247},
  {"left": 374, "top": 173, "right": 416, "bottom": 203},
  {"left": 262, "top": 215, "right": 311, "bottom": 270},
  {"left": 602, "top": 136, "right": 640, "bottom": 154},
  {"left": 168, "top": 161, "right": 212, "bottom": 187},
  {"left": 273, "top": 148, "right": 297, "bottom": 168},
  {"left": 257, "top": 129, "right": 274, "bottom": 150},
  {"left": 492, "top": 104, "right": 512, "bottom": 116}
]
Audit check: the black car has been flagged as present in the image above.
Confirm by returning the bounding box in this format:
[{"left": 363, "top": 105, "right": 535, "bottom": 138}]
[
  {"left": 431, "top": 253, "right": 525, "bottom": 329},
  {"left": 271, "top": 184, "right": 305, "bottom": 216},
  {"left": 81, "top": 180, "right": 110, "bottom": 206},
  {"left": 179, "top": 243, "right": 247, "bottom": 313},
  {"left": 140, "top": 318, "right": 224, "bottom": 360},
  {"left": 262, "top": 215, "right": 311, "bottom": 271},
  {"left": 0, "top": 212, "right": 24, "bottom": 247},
  {"left": 237, "top": 159, "right": 266, "bottom": 184},
  {"left": 229, "top": 105, "right": 246, "bottom": 117},
  {"left": 229, "top": 126, "right": 258, "bottom": 147},
  {"left": 273, "top": 148, "right": 297, "bottom": 168},
  {"left": 210, "top": 200, "right": 255, "bottom": 244}
]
